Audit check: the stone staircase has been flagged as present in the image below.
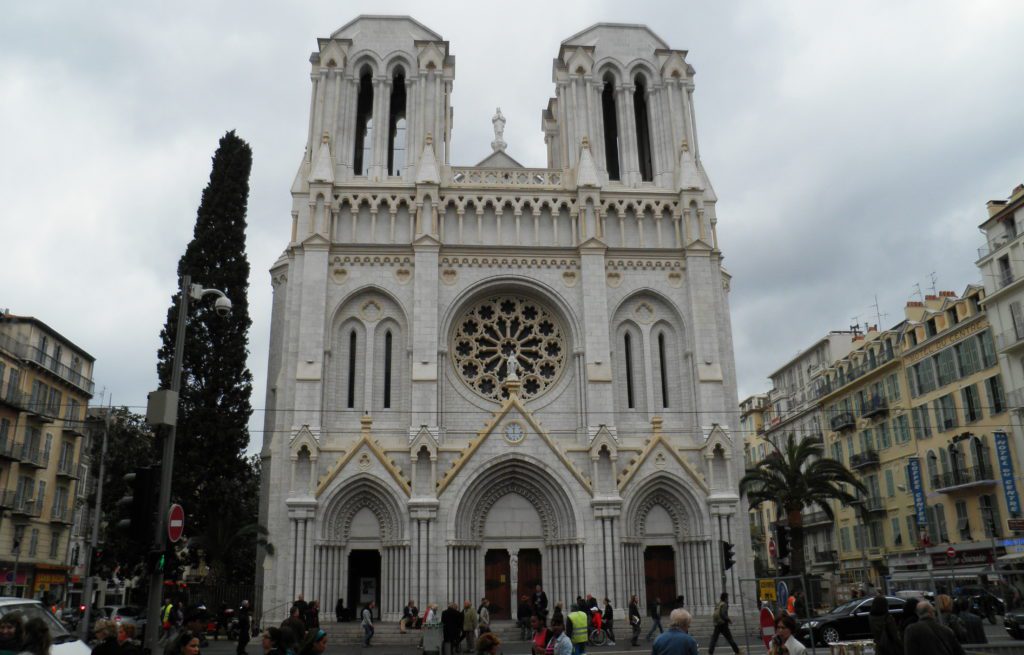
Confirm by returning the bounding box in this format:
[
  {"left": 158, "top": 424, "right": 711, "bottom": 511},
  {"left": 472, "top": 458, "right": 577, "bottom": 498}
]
[{"left": 321, "top": 616, "right": 763, "bottom": 648}]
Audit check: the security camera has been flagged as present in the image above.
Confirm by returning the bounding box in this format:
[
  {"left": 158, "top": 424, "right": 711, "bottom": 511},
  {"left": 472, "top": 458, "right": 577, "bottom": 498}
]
[{"left": 214, "top": 295, "right": 232, "bottom": 317}]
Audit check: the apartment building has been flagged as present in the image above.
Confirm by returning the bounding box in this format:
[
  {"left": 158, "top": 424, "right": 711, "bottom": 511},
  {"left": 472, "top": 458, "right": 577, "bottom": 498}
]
[
  {"left": 741, "top": 394, "right": 772, "bottom": 576},
  {"left": 819, "top": 287, "right": 1017, "bottom": 592},
  {"left": 0, "top": 313, "right": 94, "bottom": 599}
]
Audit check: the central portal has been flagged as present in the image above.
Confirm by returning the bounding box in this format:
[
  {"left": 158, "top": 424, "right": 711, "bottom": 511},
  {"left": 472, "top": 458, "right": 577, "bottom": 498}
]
[{"left": 644, "top": 546, "right": 676, "bottom": 613}]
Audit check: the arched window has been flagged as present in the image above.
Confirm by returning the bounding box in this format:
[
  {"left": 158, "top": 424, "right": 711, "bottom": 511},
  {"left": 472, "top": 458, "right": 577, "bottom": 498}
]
[
  {"left": 624, "top": 332, "right": 635, "bottom": 409},
  {"left": 383, "top": 330, "right": 393, "bottom": 409},
  {"left": 387, "top": 68, "right": 407, "bottom": 176},
  {"left": 353, "top": 68, "right": 374, "bottom": 176},
  {"left": 658, "top": 332, "right": 669, "bottom": 409},
  {"left": 601, "top": 75, "right": 620, "bottom": 181},
  {"left": 633, "top": 75, "right": 653, "bottom": 181},
  {"left": 346, "top": 329, "right": 357, "bottom": 409}
]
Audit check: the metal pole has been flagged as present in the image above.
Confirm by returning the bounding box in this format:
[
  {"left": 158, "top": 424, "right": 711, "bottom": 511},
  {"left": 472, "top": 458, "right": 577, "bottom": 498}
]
[
  {"left": 80, "top": 410, "right": 110, "bottom": 639},
  {"left": 144, "top": 274, "right": 189, "bottom": 655},
  {"left": 738, "top": 573, "right": 751, "bottom": 655}
]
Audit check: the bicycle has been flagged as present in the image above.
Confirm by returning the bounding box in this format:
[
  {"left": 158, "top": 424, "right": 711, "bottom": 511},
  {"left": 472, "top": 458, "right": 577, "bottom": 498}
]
[{"left": 589, "top": 627, "right": 607, "bottom": 646}]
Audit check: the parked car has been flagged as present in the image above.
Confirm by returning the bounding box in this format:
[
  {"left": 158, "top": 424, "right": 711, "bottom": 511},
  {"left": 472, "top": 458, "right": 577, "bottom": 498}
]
[
  {"left": 1005, "top": 609, "right": 1024, "bottom": 640},
  {"left": 957, "top": 586, "right": 1005, "bottom": 623},
  {"left": 97, "top": 605, "right": 147, "bottom": 637},
  {"left": 0, "top": 598, "right": 90, "bottom": 655},
  {"left": 799, "top": 596, "right": 906, "bottom": 645}
]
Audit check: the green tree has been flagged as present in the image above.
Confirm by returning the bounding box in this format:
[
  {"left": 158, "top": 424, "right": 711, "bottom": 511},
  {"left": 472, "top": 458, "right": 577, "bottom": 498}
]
[
  {"left": 86, "top": 407, "right": 156, "bottom": 578},
  {"left": 739, "top": 433, "right": 866, "bottom": 575},
  {"left": 155, "top": 131, "right": 255, "bottom": 551}
]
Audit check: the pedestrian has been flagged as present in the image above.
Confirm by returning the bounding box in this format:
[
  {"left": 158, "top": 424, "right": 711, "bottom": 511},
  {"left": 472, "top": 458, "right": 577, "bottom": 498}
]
[
  {"left": 518, "top": 595, "right": 533, "bottom": 640},
  {"left": 117, "top": 624, "right": 142, "bottom": 655},
  {"left": 184, "top": 604, "right": 211, "bottom": 649},
  {"left": 475, "top": 633, "right": 501, "bottom": 655},
  {"left": 424, "top": 603, "right": 439, "bottom": 625},
  {"left": 281, "top": 607, "right": 306, "bottom": 644},
  {"left": 533, "top": 585, "right": 549, "bottom": 623},
  {"left": 601, "top": 597, "right": 616, "bottom": 646},
  {"left": 546, "top": 617, "right": 573, "bottom": 655},
  {"left": 903, "top": 600, "right": 965, "bottom": 654},
  {"left": 92, "top": 620, "right": 119, "bottom": 655},
  {"left": 0, "top": 613, "right": 25, "bottom": 655},
  {"left": 237, "top": 600, "right": 252, "bottom": 655},
  {"left": 551, "top": 602, "right": 564, "bottom": 627},
  {"left": 529, "top": 615, "right": 550, "bottom": 655},
  {"left": 334, "top": 598, "right": 344, "bottom": 623},
  {"left": 307, "top": 601, "right": 320, "bottom": 630},
  {"left": 169, "top": 631, "right": 201, "bottom": 655},
  {"left": 936, "top": 594, "right": 967, "bottom": 644},
  {"left": 673, "top": 595, "right": 685, "bottom": 610},
  {"left": 260, "top": 628, "right": 290, "bottom": 655},
  {"left": 477, "top": 599, "right": 490, "bottom": 636},
  {"left": 646, "top": 597, "right": 663, "bottom": 641},
  {"left": 462, "top": 601, "right": 478, "bottom": 653},
  {"left": 899, "top": 596, "right": 920, "bottom": 634},
  {"left": 297, "top": 629, "right": 327, "bottom": 655},
  {"left": 400, "top": 600, "right": 420, "bottom": 633},
  {"left": 628, "top": 595, "right": 641, "bottom": 646},
  {"left": 956, "top": 597, "right": 986, "bottom": 644},
  {"left": 769, "top": 614, "right": 806, "bottom": 655},
  {"left": 868, "top": 594, "right": 901, "bottom": 655},
  {"left": 566, "top": 604, "right": 588, "bottom": 655},
  {"left": 19, "top": 617, "right": 51, "bottom": 655},
  {"left": 651, "top": 609, "right": 698, "bottom": 655},
  {"left": 361, "top": 601, "right": 375, "bottom": 647},
  {"left": 441, "top": 603, "right": 462, "bottom": 655},
  {"left": 708, "top": 592, "right": 740, "bottom": 655}
]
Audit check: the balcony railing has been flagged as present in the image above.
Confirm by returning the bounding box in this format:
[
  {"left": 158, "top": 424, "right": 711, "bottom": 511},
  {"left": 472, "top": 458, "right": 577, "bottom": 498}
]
[
  {"left": 449, "top": 167, "right": 564, "bottom": 188},
  {"left": 997, "top": 329, "right": 1024, "bottom": 353},
  {"left": 830, "top": 412, "right": 856, "bottom": 432},
  {"left": 0, "top": 490, "right": 15, "bottom": 509},
  {"left": 0, "top": 435, "right": 20, "bottom": 460},
  {"left": 49, "top": 504, "right": 72, "bottom": 524},
  {"left": 863, "top": 496, "right": 887, "bottom": 514},
  {"left": 1000, "top": 270, "right": 1017, "bottom": 289},
  {"left": 803, "top": 510, "right": 832, "bottom": 527},
  {"left": 61, "top": 419, "right": 87, "bottom": 436},
  {"left": 10, "top": 496, "right": 42, "bottom": 517},
  {"left": 23, "top": 345, "right": 95, "bottom": 395},
  {"left": 56, "top": 459, "right": 78, "bottom": 479},
  {"left": 813, "top": 549, "right": 838, "bottom": 563},
  {"left": 931, "top": 465, "right": 997, "bottom": 492},
  {"left": 862, "top": 396, "right": 889, "bottom": 419},
  {"left": 1007, "top": 387, "right": 1024, "bottom": 410},
  {"left": 0, "top": 377, "right": 31, "bottom": 412},
  {"left": 17, "top": 445, "right": 46, "bottom": 468},
  {"left": 850, "top": 450, "right": 880, "bottom": 470}
]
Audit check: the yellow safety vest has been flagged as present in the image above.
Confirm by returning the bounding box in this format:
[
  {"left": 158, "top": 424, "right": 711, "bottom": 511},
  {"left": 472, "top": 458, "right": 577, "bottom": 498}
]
[{"left": 568, "top": 611, "right": 589, "bottom": 644}]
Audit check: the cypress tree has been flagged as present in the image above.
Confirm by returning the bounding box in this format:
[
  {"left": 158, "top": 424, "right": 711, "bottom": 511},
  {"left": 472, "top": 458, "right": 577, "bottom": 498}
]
[{"left": 156, "top": 131, "right": 254, "bottom": 545}]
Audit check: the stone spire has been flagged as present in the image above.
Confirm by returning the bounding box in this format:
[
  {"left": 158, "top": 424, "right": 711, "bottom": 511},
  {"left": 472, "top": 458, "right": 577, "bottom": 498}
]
[
  {"left": 308, "top": 132, "right": 334, "bottom": 184},
  {"left": 576, "top": 136, "right": 600, "bottom": 188},
  {"left": 677, "top": 140, "right": 703, "bottom": 191},
  {"left": 416, "top": 133, "right": 441, "bottom": 185}
]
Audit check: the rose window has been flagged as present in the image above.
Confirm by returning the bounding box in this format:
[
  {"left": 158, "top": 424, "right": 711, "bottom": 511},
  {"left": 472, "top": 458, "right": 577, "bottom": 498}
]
[{"left": 451, "top": 295, "right": 566, "bottom": 402}]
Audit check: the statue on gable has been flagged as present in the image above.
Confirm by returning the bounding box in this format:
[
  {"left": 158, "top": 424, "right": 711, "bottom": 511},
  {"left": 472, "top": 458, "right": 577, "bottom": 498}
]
[{"left": 491, "top": 107, "right": 507, "bottom": 152}]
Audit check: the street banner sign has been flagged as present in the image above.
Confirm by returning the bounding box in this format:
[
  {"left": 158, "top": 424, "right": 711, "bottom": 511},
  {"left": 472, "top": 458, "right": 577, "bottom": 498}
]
[
  {"left": 168, "top": 504, "right": 185, "bottom": 543},
  {"left": 995, "top": 431, "right": 1021, "bottom": 516}
]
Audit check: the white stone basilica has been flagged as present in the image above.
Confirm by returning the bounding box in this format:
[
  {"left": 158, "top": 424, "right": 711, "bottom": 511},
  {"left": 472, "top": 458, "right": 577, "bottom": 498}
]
[{"left": 258, "top": 16, "right": 749, "bottom": 621}]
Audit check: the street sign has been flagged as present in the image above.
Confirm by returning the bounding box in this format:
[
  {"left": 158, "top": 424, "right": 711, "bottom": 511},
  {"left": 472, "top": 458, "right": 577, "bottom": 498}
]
[
  {"left": 777, "top": 581, "right": 789, "bottom": 606},
  {"left": 1008, "top": 518, "right": 1024, "bottom": 532},
  {"left": 768, "top": 538, "right": 777, "bottom": 559},
  {"left": 168, "top": 504, "right": 185, "bottom": 543},
  {"left": 946, "top": 546, "right": 956, "bottom": 559},
  {"left": 759, "top": 579, "right": 777, "bottom": 601}
]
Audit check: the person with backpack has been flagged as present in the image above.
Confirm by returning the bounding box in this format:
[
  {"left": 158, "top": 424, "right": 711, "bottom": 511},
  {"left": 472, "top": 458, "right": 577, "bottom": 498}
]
[
  {"left": 708, "top": 592, "right": 740, "bottom": 655},
  {"left": 868, "top": 594, "right": 901, "bottom": 655},
  {"left": 937, "top": 594, "right": 967, "bottom": 644}
]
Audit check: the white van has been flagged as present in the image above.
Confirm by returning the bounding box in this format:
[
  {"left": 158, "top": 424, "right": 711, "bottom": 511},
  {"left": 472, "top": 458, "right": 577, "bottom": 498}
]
[{"left": 0, "top": 598, "right": 90, "bottom": 655}]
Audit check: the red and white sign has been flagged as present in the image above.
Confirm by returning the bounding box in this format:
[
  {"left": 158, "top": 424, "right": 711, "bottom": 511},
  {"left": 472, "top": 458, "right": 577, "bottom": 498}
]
[
  {"left": 168, "top": 504, "right": 185, "bottom": 543},
  {"left": 768, "top": 538, "right": 777, "bottom": 559},
  {"left": 946, "top": 546, "right": 956, "bottom": 559},
  {"left": 760, "top": 606, "right": 776, "bottom": 649}
]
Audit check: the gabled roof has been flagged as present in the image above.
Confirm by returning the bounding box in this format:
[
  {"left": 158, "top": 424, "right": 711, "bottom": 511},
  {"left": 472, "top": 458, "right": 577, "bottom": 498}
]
[
  {"left": 560, "top": 23, "right": 669, "bottom": 50},
  {"left": 474, "top": 150, "right": 525, "bottom": 169},
  {"left": 330, "top": 15, "right": 442, "bottom": 42}
]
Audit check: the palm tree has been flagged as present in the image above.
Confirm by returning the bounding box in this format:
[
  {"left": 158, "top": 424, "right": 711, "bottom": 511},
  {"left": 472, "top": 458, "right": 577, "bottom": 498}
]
[{"left": 740, "top": 433, "right": 866, "bottom": 575}]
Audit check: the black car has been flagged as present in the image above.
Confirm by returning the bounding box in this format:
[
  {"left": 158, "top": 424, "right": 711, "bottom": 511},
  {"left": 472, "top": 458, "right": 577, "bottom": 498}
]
[
  {"left": 1006, "top": 610, "right": 1024, "bottom": 640},
  {"left": 799, "top": 596, "right": 906, "bottom": 645},
  {"left": 957, "top": 586, "right": 1005, "bottom": 623}
]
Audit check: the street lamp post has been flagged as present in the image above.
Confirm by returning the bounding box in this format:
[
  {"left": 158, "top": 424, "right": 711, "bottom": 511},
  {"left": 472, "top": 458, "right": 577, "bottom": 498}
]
[{"left": 143, "top": 274, "right": 231, "bottom": 654}]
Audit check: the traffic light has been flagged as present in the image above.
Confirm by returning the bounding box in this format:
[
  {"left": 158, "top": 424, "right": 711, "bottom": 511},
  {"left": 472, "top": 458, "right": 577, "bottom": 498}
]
[
  {"left": 721, "top": 539, "right": 736, "bottom": 570},
  {"left": 116, "top": 465, "right": 157, "bottom": 542},
  {"left": 776, "top": 523, "right": 791, "bottom": 559}
]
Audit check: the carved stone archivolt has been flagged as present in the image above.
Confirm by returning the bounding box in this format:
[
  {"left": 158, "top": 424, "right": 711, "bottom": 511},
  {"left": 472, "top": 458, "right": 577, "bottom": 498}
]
[
  {"left": 322, "top": 478, "right": 404, "bottom": 542},
  {"left": 472, "top": 480, "right": 558, "bottom": 541},
  {"left": 451, "top": 295, "right": 567, "bottom": 402},
  {"left": 632, "top": 491, "right": 688, "bottom": 539}
]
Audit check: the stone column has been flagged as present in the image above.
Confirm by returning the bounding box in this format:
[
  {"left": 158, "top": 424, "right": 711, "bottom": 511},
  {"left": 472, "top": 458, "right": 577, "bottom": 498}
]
[
  {"left": 509, "top": 548, "right": 519, "bottom": 615},
  {"left": 617, "top": 83, "right": 639, "bottom": 186}
]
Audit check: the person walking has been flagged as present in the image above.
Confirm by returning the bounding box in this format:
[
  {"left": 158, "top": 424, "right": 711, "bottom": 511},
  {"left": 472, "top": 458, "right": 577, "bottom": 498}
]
[
  {"left": 566, "top": 604, "right": 588, "bottom": 655},
  {"left": 601, "top": 598, "right": 616, "bottom": 646},
  {"left": 117, "top": 624, "right": 142, "bottom": 655},
  {"left": 956, "top": 597, "right": 986, "bottom": 644},
  {"left": 475, "top": 633, "right": 501, "bottom": 655},
  {"left": 903, "top": 600, "right": 965, "bottom": 654},
  {"left": 769, "top": 614, "right": 806, "bottom": 655},
  {"left": 651, "top": 609, "right": 698, "bottom": 655},
  {"left": 92, "top": 620, "right": 119, "bottom": 655},
  {"left": 528, "top": 615, "right": 550, "bottom": 655},
  {"left": 477, "top": 599, "right": 491, "bottom": 636},
  {"left": 708, "top": 592, "right": 740, "bottom": 655},
  {"left": 868, "top": 594, "right": 901, "bottom": 655},
  {"left": 297, "top": 629, "right": 327, "bottom": 655},
  {"left": 646, "top": 597, "right": 663, "bottom": 642},
  {"left": 547, "top": 617, "right": 573, "bottom": 655},
  {"left": 441, "top": 603, "right": 462, "bottom": 655},
  {"left": 936, "top": 594, "right": 967, "bottom": 644},
  {"left": 533, "top": 585, "right": 549, "bottom": 623},
  {"left": 628, "top": 595, "right": 641, "bottom": 647},
  {"left": 518, "top": 595, "right": 533, "bottom": 640},
  {"left": 462, "top": 601, "right": 478, "bottom": 653},
  {"left": 20, "top": 618, "right": 52, "bottom": 655},
  {"left": 237, "top": 600, "right": 252, "bottom": 655},
  {"left": 281, "top": 607, "right": 307, "bottom": 644},
  {"left": 361, "top": 601, "right": 375, "bottom": 647},
  {"left": 335, "top": 598, "right": 344, "bottom": 623}
]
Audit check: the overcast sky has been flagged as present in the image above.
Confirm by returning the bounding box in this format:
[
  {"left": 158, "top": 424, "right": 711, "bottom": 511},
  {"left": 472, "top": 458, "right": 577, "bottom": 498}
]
[{"left": 2, "top": 1, "right": 1023, "bottom": 450}]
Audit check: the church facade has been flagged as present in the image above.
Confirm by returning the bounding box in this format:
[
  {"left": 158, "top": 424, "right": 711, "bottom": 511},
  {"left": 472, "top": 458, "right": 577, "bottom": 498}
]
[{"left": 258, "top": 16, "right": 749, "bottom": 621}]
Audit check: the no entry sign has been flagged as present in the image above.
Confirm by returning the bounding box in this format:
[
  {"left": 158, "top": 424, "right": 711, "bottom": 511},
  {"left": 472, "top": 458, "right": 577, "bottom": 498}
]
[
  {"left": 168, "top": 504, "right": 185, "bottom": 543},
  {"left": 946, "top": 546, "right": 956, "bottom": 559}
]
